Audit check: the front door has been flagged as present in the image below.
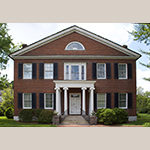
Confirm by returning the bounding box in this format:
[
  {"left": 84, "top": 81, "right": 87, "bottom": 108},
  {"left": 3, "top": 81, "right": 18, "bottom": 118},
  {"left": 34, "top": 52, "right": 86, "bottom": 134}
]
[{"left": 69, "top": 93, "right": 81, "bottom": 115}]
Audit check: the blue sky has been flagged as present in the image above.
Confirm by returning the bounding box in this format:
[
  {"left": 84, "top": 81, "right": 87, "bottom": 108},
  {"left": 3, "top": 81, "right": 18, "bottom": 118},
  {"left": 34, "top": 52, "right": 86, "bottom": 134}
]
[{"left": 1, "top": 23, "right": 150, "bottom": 91}]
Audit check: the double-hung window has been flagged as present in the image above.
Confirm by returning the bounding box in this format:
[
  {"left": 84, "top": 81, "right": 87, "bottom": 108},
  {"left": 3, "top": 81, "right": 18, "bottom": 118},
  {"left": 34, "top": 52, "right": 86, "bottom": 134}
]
[
  {"left": 44, "top": 93, "right": 53, "bottom": 109},
  {"left": 23, "top": 63, "right": 32, "bottom": 79},
  {"left": 118, "top": 93, "right": 128, "bottom": 109},
  {"left": 64, "top": 63, "right": 86, "bottom": 80},
  {"left": 23, "top": 93, "right": 32, "bottom": 109},
  {"left": 97, "top": 93, "right": 106, "bottom": 109},
  {"left": 118, "top": 63, "right": 127, "bottom": 79},
  {"left": 97, "top": 63, "right": 106, "bottom": 79},
  {"left": 44, "top": 63, "right": 53, "bottom": 79}
]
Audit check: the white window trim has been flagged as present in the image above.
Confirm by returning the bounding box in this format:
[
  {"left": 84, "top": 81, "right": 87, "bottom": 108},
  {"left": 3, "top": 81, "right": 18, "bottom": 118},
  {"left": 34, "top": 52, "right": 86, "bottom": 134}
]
[
  {"left": 97, "top": 63, "right": 106, "bottom": 79},
  {"left": 65, "top": 41, "right": 85, "bottom": 50},
  {"left": 64, "top": 63, "right": 86, "bottom": 80},
  {"left": 118, "top": 93, "right": 128, "bottom": 109},
  {"left": 97, "top": 93, "right": 107, "bottom": 109},
  {"left": 118, "top": 63, "right": 128, "bottom": 79},
  {"left": 23, "top": 63, "right": 32, "bottom": 79},
  {"left": 44, "top": 63, "right": 54, "bottom": 79},
  {"left": 44, "top": 93, "right": 54, "bottom": 109},
  {"left": 23, "top": 93, "right": 32, "bottom": 109}
]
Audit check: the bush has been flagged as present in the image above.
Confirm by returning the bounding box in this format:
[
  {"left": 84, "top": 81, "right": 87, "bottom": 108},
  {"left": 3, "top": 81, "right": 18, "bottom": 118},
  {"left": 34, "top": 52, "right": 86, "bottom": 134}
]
[
  {"left": 4, "top": 107, "right": 14, "bottom": 119},
  {"left": 144, "top": 122, "right": 150, "bottom": 127},
  {"left": 19, "top": 109, "right": 33, "bottom": 122},
  {"left": 32, "top": 109, "right": 43, "bottom": 121},
  {"left": 38, "top": 110, "right": 54, "bottom": 124},
  {"left": 0, "top": 108, "right": 4, "bottom": 116},
  {"left": 113, "top": 108, "right": 128, "bottom": 124}
]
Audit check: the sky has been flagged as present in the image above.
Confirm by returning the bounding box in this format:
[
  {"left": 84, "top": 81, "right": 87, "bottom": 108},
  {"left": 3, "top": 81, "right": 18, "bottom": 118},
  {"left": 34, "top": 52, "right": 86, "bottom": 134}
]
[{"left": 1, "top": 23, "right": 150, "bottom": 91}]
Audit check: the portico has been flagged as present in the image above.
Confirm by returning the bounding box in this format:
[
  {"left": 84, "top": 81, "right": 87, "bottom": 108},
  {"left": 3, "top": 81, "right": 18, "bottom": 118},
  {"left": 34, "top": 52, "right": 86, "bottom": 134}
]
[{"left": 54, "top": 80, "right": 96, "bottom": 116}]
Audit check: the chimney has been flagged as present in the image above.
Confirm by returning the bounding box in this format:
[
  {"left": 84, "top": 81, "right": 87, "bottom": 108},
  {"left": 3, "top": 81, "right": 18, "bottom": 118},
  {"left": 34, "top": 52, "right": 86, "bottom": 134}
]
[
  {"left": 122, "top": 45, "right": 128, "bottom": 49},
  {"left": 22, "top": 44, "right": 28, "bottom": 48}
]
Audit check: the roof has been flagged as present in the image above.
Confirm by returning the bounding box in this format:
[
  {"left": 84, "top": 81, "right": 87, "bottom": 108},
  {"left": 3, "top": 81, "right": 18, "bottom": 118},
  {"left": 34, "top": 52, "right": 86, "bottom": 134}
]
[{"left": 10, "top": 25, "right": 141, "bottom": 60}]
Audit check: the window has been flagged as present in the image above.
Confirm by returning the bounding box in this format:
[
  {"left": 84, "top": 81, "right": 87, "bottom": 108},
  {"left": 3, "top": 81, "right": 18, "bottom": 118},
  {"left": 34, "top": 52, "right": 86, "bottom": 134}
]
[
  {"left": 118, "top": 93, "right": 128, "bottom": 109},
  {"left": 65, "top": 41, "right": 85, "bottom": 50},
  {"left": 23, "top": 93, "right": 32, "bottom": 109},
  {"left": 44, "top": 93, "right": 53, "bottom": 109},
  {"left": 118, "top": 64, "right": 127, "bottom": 79},
  {"left": 64, "top": 63, "right": 86, "bottom": 80},
  {"left": 44, "top": 63, "right": 53, "bottom": 79},
  {"left": 97, "top": 93, "right": 106, "bottom": 109},
  {"left": 23, "top": 63, "right": 32, "bottom": 79},
  {"left": 97, "top": 63, "right": 106, "bottom": 79}
]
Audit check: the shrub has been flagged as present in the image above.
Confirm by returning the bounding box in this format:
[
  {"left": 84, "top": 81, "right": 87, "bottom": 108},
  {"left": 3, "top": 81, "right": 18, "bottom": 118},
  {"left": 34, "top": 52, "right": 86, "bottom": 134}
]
[
  {"left": 5, "top": 107, "right": 14, "bottom": 119},
  {"left": 113, "top": 108, "right": 128, "bottom": 124},
  {"left": 144, "top": 122, "right": 150, "bottom": 127},
  {"left": 19, "top": 109, "right": 33, "bottom": 122},
  {"left": 0, "top": 108, "right": 4, "bottom": 116},
  {"left": 38, "top": 110, "right": 54, "bottom": 124},
  {"left": 32, "top": 109, "right": 43, "bottom": 121},
  {"left": 95, "top": 109, "right": 105, "bottom": 117}
]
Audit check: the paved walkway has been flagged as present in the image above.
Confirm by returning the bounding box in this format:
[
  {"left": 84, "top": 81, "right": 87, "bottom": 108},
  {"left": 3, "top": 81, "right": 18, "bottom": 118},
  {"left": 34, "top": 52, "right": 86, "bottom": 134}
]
[{"left": 61, "top": 116, "right": 89, "bottom": 125}]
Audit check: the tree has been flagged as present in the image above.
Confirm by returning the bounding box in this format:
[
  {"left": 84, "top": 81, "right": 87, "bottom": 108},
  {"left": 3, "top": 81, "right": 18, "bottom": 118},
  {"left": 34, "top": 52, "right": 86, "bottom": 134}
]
[
  {"left": 0, "top": 74, "right": 10, "bottom": 90},
  {"left": 131, "top": 23, "right": 150, "bottom": 81},
  {"left": 0, "top": 23, "right": 14, "bottom": 70}
]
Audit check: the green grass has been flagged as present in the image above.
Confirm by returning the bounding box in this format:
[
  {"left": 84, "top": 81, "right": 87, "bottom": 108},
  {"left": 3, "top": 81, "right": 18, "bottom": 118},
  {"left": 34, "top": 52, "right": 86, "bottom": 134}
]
[
  {"left": 0, "top": 116, "right": 56, "bottom": 127},
  {"left": 123, "top": 113, "right": 150, "bottom": 127}
]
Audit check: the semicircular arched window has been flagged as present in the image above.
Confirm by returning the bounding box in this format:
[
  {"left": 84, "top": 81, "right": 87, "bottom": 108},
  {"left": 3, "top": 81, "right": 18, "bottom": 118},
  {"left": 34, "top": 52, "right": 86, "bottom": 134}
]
[{"left": 65, "top": 41, "right": 85, "bottom": 50}]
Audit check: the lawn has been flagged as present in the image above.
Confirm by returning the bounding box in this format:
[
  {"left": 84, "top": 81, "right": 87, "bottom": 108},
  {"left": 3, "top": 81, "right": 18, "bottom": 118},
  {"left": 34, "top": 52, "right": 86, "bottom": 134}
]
[{"left": 0, "top": 116, "right": 56, "bottom": 127}]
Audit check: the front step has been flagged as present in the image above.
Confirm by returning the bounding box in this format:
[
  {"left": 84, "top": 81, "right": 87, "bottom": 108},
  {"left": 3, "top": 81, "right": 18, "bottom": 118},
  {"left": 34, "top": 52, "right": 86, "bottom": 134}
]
[{"left": 61, "top": 116, "right": 89, "bottom": 125}]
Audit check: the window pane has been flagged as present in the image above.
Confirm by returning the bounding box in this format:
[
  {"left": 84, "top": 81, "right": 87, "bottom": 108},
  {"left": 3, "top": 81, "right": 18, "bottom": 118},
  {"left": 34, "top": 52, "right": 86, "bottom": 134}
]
[
  {"left": 71, "top": 65, "right": 79, "bottom": 80},
  {"left": 81, "top": 65, "right": 84, "bottom": 80},
  {"left": 119, "top": 93, "right": 127, "bottom": 108},
  {"left": 24, "top": 93, "right": 32, "bottom": 108},
  {"left": 97, "top": 93, "right": 106, "bottom": 108},
  {"left": 66, "top": 65, "right": 69, "bottom": 80},
  {"left": 45, "top": 94, "right": 53, "bottom": 108},
  {"left": 23, "top": 64, "right": 32, "bottom": 79},
  {"left": 66, "top": 42, "right": 84, "bottom": 50},
  {"left": 97, "top": 64, "right": 105, "bottom": 78},
  {"left": 44, "top": 64, "right": 53, "bottom": 79},
  {"left": 118, "top": 64, "right": 126, "bottom": 78}
]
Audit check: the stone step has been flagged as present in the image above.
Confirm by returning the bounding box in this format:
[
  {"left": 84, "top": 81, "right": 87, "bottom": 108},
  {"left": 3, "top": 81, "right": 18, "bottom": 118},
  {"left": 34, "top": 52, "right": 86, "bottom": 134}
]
[{"left": 61, "top": 116, "right": 89, "bottom": 125}]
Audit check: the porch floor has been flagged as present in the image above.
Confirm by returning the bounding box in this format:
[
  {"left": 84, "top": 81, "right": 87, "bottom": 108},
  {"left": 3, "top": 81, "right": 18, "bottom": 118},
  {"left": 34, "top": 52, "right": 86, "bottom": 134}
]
[{"left": 61, "top": 116, "right": 89, "bottom": 125}]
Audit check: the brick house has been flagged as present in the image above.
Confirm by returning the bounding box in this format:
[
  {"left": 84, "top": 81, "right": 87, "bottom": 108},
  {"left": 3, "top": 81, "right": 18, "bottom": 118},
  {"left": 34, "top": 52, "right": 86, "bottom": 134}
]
[{"left": 10, "top": 25, "right": 141, "bottom": 122}]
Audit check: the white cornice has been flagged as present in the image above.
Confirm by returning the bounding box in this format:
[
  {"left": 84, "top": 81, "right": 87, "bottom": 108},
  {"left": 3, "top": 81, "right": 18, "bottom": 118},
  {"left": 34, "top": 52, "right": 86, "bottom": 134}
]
[{"left": 12, "top": 55, "right": 138, "bottom": 60}]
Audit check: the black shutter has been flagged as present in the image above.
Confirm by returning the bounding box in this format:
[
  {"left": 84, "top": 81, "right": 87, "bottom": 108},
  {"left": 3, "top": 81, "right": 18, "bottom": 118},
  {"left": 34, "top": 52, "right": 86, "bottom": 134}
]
[
  {"left": 114, "top": 93, "right": 118, "bottom": 108},
  {"left": 107, "top": 93, "right": 111, "bottom": 108},
  {"left": 128, "top": 63, "right": 132, "bottom": 79},
  {"left": 106, "top": 63, "right": 111, "bottom": 79},
  {"left": 18, "top": 63, "right": 23, "bottom": 79},
  {"left": 114, "top": 63, "right": 118, "bottom": 79},
  {"left": 39, "top": 63, "right": 44, "bottom": 79},
  {"left": 18, "top": 93, "right": 22, "bottom": 109},
  {"left": 53, "top": 63, "right": 58, "bottom": 80},
  {"left": 128, "top": 93, "right": 132, "bottom": 109},
  {"left": 39, "top": 93, "right": 44, "bottom": 109},
  {"left": 94, "top": 93, "right": 97, "bottom": 111},
  {"left": 32, "top": 93, "right": 36, "bottom": 109},
  {"left": 92, "top": 63, "right": 97, "bottom": 79},
  {"left": 53, "top": 93, "right": 56, "bottom": 110},
  {"left": 32, "top": 63, "right": 37, "bottom": 79}
]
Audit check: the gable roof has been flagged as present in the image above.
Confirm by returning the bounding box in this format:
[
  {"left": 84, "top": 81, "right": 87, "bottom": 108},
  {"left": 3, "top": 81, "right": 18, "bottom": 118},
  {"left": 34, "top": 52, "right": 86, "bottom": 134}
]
[{"left": 10, "top": 25, "right": 141, "bottom": 59}]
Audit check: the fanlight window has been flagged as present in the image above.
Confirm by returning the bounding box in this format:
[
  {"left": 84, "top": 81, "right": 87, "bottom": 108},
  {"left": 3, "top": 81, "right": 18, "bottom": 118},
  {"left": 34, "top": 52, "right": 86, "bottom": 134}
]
[{"left": 65, "top": 42, "right": 85, "bottom": 50}]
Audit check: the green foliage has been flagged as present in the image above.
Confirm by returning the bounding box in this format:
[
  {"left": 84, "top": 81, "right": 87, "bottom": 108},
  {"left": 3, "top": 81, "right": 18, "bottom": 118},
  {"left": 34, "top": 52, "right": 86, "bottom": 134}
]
[
  {"left": 19, "top": 109, "right": 33, "bottom": 122},
  {"left": 0, "top": 108, "right": 4, "bottom": 116},
  {"left": 38, "top": 110, "right": 54, "bottom": 124},
  {"left": 4, "top": 107, "right": 14, "bottom": 119},
  {"left": 0, "top": 75, "right": 11, "bottom": 90},
  {"left": 143, "top": 122, "right": 150, "bottom": 127},
  {"left": 32, "top": 109, "right": 43, "bottom": 121},
  {"left": 1, "top": 86, "right": 14, "bottom": 111}
]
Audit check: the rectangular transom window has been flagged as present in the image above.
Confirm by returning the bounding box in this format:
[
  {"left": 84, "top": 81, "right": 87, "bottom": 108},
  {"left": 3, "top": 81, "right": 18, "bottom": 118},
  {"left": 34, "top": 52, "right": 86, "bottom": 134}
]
[
  {"left": 44, "top": 93, "right": 53, "bottom": 109},
  {"left": 118, "top": 93, "right": 128, "bottom": 109},
  {"left": 118, "top": 63, "right": 127, "bottom": 79},
  {"left": 23, "top": 63, "right": 32, "bottom": 79},
  {"left": 97, "top": 93, "right": 106, "bottom": 109},
  {"left": 64, "top": 63, "right": 86, "bottom": 80},
  {"left": 23, "top": 93, "right": 32, "bottom": 109},
  {"left": 97, "top": 63, "right": 106, "bottom": 79},
  {"left": 44, "top": 63, "right": 53, "bottom": 79}
]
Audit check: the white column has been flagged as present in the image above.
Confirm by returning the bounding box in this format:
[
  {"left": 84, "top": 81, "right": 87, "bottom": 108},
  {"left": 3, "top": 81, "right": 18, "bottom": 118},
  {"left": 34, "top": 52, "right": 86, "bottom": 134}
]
[
  {"left": 82, "top": 87, "right": 87, "bottom": 115},
  {"left": 63, "top": 87, "right": 68, "bottom": 115},
  {"left": 89, "top": 87, "right": 95, "bottom": 115},
  {"left": 55, "top": 87, "right": 61, "bottom": 115}
]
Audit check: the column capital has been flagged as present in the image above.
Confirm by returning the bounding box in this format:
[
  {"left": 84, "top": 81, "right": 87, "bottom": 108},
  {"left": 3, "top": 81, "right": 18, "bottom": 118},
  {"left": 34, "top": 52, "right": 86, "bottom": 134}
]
[
  {"left": 54, "top": 87, "right": 60, "bottom": 90},
  {"left": 63, "top": 87, "right": 68, "bottom": 90},
  {"left": 81, "top": 87, "right": 87, "bottom": 90},
  {"left": 90, "top": 87, "right": 95, "bottom": 91}
]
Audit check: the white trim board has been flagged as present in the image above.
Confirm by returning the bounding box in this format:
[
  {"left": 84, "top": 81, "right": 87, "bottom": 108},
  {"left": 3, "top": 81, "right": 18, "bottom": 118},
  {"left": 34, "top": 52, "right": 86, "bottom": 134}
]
[{"left": 10, "top": 25, "right": 141, "bottom": 59}]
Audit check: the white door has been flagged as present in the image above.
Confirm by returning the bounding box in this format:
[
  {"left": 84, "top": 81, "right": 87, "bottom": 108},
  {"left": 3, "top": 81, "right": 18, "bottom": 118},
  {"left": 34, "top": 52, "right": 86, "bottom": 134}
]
[{"left": 69, "top": 93, "right": 81, "bottom": 114}]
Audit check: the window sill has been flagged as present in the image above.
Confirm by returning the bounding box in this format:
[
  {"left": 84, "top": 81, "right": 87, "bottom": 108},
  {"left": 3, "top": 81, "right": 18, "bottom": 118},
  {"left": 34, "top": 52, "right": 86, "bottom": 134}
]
[{"left": 23, "top": 107, "right": 32, "bottom": 109}]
